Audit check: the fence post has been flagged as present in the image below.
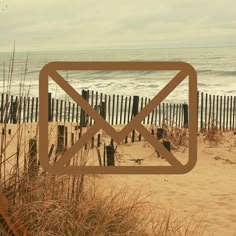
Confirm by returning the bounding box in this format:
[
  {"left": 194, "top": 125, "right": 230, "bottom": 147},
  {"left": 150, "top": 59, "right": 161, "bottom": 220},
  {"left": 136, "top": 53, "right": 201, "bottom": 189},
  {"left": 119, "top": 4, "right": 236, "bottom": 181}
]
[
  {"left": 200, "top": 92, "right": 204, "bottom": 130},
  {"left": 97, "top": 133, "right": 101, "bottom": 147},
  {"left": 56, "top": 125, "right": 65, "bottom": 156},
  {"left": 163, "top": 140, "right": 171, "bottom": 152},
  {"left": 11, "top": 100, "right": 18, "bottom": 124},
  {"left": 183, "top": 103, "right": 188, "bottom": 128},
  {"left": 48, "top": 92, "right": 52, "bottom": 122},
  {"left": 0, "top": 94, "right": 4, "bottom": 123},
  {"left": 106, "top": 144, "right": 115, "bottom": 166},
  {"left": 100, "top": 101, "right": 106, "bottom": 120},
  {"left": 131, "top": 96, "right": 139, "bottom": 142},
  {"left": 80, "top": 90, "right": 89, "bottom": 127},
  {"left": 131, "top": 130, "right": 135, "bottom": 142},
  {"left": 157, "top": 128, "right": 164, "bottom": 140},
  {"left": 28, "top": 138, "right": 38, "bottom": 178}
]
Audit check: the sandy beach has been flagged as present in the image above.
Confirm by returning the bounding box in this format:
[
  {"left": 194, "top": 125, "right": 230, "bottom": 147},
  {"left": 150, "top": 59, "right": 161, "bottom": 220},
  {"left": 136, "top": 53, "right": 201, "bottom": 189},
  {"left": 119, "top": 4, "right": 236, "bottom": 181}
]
[{"left": 0, "top": 122, "right": 235, "bottom": 235}]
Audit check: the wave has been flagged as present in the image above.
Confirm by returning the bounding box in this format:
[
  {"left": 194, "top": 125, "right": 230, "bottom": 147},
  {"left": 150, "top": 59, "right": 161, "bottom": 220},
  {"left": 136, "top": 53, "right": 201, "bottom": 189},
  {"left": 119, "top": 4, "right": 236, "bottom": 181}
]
[{"left": 198, "top": 69, "right": 236, "bottom": 76}]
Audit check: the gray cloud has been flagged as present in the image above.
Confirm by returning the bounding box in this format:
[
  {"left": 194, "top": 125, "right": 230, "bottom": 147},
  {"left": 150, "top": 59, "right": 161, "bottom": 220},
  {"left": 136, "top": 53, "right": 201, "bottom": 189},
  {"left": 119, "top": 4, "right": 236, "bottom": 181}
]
[{"left": 0, "top": 0, "right": 235, "bottom": 51}]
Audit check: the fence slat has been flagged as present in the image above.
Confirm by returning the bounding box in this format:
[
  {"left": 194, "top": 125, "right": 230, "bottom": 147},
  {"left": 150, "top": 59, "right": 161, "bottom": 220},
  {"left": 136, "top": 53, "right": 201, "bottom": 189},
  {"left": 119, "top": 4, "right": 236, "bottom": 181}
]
[
  {"left": 116, "top": 95, "right": 119, "bottom": 125},
  {"left": 178, "top": 104, "right": 182, "bottom": 128},
  {"left": 128, "top": 96, "right": 132, "bottom": 123},
  {"left": 223, "top": 96, "right": 226, "bottom": 130},
  {"left": 72, "top": 103, "right": 75, "bottom": 122},
  {"left": 123, "top": 96, "right": 127, "bottom": 124},
  {"left": 175, "top": 104, "right": 179, "bottom": 128},
  {"left": 112, "top": 94, "right": 115, "bottom": 125},
  {"left": 0, "top": 94, "right": 4, "bottom": 123},
  {"left": 108, "top": 95, "right": 111, "bottom": 124},
  {"left": 226, "top": 96, "right": 229, "bottom": 130},
  {"left": 76, "top": 104, "right": 79, "bottom": 123},
  {"left": 147, "top": 98, "right": 151, "bottom": 124},
  {"left": 200, "top": 92, "right": 203, "bottom": 130},
  {"left": 233, "top": 96, "right": 236, "bottom": 130},
  {"left": 208, "top": 94, "right": 212, "bottom": 129},
  {"left": 27, "top": 97, "right": 30, "bottom": 123},
  {"left": 219, "top": 96, "right": 222, "bottom": 130},
  {"left": 216, "top": 95, "right": 219, "bottom": 129},
  {"left": 30, "top": 97, "right": 34, "bottom": 122},
  {"left": 18, "top": 96, "right": 22, "bottom": 123},
  {"left": 60, "top": 100, "right": 63, "bottom": 122},
  {"left": 212, "top": 95, "right": 215, "bottom": 124},
  {"left": 90, "top": 91, "right": 94, "bottom": 125},
  {"left": 120, "top": 95, "right": 123, "bottom": 124},
  {"left": 230, "top": 96, "right": 233, "bottom": 130},
  {"left": 205, "top": 93, "right": 208, "bottom": 130},
  {"left": 162, "top": 103, "right": 165, "bottom": 126},
  {"left": 159, "top": 103, "right": 161, "bottom": 127},
  {"left": 68, "top": 101, "right": 71, "bottom": 122},
  {"left": 56, "top": 99, "right": 59, "bottom": 122},
  {"left": 64, "top": 100, "right": 67, "bottom": 122}
]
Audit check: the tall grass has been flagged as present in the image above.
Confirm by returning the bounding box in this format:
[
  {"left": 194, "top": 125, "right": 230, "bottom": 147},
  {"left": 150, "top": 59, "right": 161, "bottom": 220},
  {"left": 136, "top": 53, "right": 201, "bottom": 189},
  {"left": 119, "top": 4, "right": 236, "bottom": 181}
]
[{"left": 0, "top": 50, "right": 206, "bottom": 236}]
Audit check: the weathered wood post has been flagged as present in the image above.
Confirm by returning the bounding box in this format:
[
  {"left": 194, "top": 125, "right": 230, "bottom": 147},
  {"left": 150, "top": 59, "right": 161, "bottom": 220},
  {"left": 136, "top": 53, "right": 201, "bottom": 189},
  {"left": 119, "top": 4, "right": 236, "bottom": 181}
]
[
  {"left": 0, "top": 94, "right": 4, "bottom": 123},
  {"left": 48, "top": 92, "right": 52, "bottom": 122},
  {"left": 71, "top": 133, "right": 74, "bottom": 146},
  {"left": 80, "top": 90, "right": 89, "bottom": 127},
  {"left": 28, "top": 138, "right": 38, "bottom": 178},
  {"left": 162, "top": 140, "right": 171, "bottom": 159},
  {"left": 48, "top": 144, "right": 55, "bottom": 161},
  {"left": 11, "top": 100, "right": 18, "bottom": 124},
  {"left": 65, "top": 126, "right": 68, "bottom": 149},
  {"left": 56, "top": 125, "right": 65, "bottom": 155},
  {"left": 110, "top": 138, "right": 114, "bottom": 146},
  {"left": 125, "top": 136, "right": 128, "bottom": 144},
  {"left": 97, "top": 133, "right": 101, "bottom": 147},
  {"left": 200, "top": 92, "right": 204, "bottom": 130},
  {"left": 131, "top": 96, "right": 139, "bottom": 142},
  {"left": 100, "top": 101, "right": 106, "bottom": 120},
  {"left": 163, "top": 140, "right": 171, "bottom": 152},
  {"left": 131, "top": 130, "right": 135, "bottom": 142},
  {"left": 31, "top": 97, "right": 34, "bottom": 122},
  {"left": 131, "top": 96, "right": 139, "bottom": 119},
  {"left": 156, "top": 128, "right": 164, "bottom": 158},
  {"left": 183, "top": 103, "right": 188, "bottom": 128},
  {"left": 157, "top": 128, "right": 164, "bottom": 140},
  {"left": 106, "top": 144, "right": 115, "bottom": 166},
  {"left": 138, "top": 133, "right": 142, "bottom": 141}
]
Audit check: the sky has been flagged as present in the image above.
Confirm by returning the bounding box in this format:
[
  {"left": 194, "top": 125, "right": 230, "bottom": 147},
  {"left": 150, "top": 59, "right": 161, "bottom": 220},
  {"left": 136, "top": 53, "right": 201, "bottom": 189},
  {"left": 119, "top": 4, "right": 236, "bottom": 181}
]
[{"left": 0, "top": 0, "right": 236, "bottom": 51}]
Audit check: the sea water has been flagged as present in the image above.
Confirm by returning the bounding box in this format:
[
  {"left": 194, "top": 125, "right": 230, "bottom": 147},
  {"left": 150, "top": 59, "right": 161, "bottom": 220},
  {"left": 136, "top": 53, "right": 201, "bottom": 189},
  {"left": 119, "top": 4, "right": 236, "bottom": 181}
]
[{"left": 0, "top": 47, "right": 235, "bottom": 103}]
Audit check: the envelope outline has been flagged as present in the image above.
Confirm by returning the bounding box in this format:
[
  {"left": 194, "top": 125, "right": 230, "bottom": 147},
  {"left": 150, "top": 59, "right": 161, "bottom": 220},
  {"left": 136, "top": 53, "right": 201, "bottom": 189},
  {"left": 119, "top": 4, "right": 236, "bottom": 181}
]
[{"left": 39, "top": 62, "right": 197, "bottom": 175}]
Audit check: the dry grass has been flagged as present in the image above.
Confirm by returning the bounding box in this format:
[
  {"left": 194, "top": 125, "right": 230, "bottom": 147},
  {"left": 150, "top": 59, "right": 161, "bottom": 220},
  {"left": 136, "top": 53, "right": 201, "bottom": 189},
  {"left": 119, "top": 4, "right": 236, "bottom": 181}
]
[
  {"left": 147, "top": 123, "right": 189, "bottom": 153},
  {"left": 0, "top": 50, "right": 206, "bottom": 236},
  {"left": 0, "top": 174, "right": 205, "bottom": 236},
  {"left": 201, "top": 119, "right": 223, "bottom": 147}
]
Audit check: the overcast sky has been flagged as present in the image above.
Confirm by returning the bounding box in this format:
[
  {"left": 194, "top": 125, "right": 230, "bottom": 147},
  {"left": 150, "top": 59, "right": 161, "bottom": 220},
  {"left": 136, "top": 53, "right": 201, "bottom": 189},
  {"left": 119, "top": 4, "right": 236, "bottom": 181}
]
[{"left": 0, "top": 0, "right": 236, "bottom": 51}]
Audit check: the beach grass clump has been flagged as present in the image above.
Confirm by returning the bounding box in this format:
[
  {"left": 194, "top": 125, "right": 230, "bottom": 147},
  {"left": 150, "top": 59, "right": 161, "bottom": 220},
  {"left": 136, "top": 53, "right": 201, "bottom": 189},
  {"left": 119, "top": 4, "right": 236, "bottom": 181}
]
[
  {"left": 0, "top": 174, "right": 205, "bottom": 236},
  {"left": 202, "top": 119, "right": 222, "bottom": 146},
  {"left": 149, "top": 122, "right": 189, "bottom": 152}
]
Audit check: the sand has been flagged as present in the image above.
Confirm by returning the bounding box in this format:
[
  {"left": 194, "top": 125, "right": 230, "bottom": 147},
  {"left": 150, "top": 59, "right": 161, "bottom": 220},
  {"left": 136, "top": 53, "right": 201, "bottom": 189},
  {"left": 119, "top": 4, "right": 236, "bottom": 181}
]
[{"left": 0, "top": 122, "right": 236, "bottom": 235}]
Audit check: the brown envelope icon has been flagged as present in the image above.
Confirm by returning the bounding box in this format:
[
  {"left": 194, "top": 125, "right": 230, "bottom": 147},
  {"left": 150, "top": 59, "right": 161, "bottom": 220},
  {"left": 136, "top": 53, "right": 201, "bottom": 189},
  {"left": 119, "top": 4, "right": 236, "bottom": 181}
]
[{"left": 39, "top": 62, "right": 197, "bottom": 175}]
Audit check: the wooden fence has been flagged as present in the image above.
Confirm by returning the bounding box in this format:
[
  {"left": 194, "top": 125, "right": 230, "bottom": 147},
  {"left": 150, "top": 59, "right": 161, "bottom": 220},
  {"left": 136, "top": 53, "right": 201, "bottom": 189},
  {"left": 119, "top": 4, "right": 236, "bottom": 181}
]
[{"left": 0, "top": 90, "right": 236, "bottom": 131}]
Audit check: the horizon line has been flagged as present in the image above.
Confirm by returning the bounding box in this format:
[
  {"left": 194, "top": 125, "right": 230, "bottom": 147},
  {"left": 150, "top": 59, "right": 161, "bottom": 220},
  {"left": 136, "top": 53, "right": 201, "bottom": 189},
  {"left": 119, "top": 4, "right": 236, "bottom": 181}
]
[{"left": 0, "top": 45, "right": 236, "bottom": 54}]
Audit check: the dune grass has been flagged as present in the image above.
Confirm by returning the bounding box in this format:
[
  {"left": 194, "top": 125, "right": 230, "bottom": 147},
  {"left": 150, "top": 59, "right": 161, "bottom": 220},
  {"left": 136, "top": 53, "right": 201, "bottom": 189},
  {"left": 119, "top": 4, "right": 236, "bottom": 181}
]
[{"left": 0, "top": 50, "right": 208, "bottom": 236}]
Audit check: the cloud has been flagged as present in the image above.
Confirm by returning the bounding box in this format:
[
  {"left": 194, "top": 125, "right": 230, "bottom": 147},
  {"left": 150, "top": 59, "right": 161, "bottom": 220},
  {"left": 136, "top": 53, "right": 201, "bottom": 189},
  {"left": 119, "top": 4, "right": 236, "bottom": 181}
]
[{"left": 0, "top": 0, "right": 235, "bottom": 51}]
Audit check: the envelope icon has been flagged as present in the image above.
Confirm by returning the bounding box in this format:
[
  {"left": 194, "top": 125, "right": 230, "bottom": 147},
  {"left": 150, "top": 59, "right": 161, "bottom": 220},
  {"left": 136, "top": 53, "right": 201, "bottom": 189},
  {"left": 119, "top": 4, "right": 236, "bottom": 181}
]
[{"left": 39, "top": 62, "right": 197, "bottom": 175}]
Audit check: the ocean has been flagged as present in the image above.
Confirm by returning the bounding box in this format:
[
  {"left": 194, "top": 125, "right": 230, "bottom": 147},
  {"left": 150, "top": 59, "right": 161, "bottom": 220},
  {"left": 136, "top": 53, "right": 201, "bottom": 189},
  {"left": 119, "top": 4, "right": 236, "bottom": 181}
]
[{"left": 0, "top": 47, "right": 235, "bottom": 103}]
